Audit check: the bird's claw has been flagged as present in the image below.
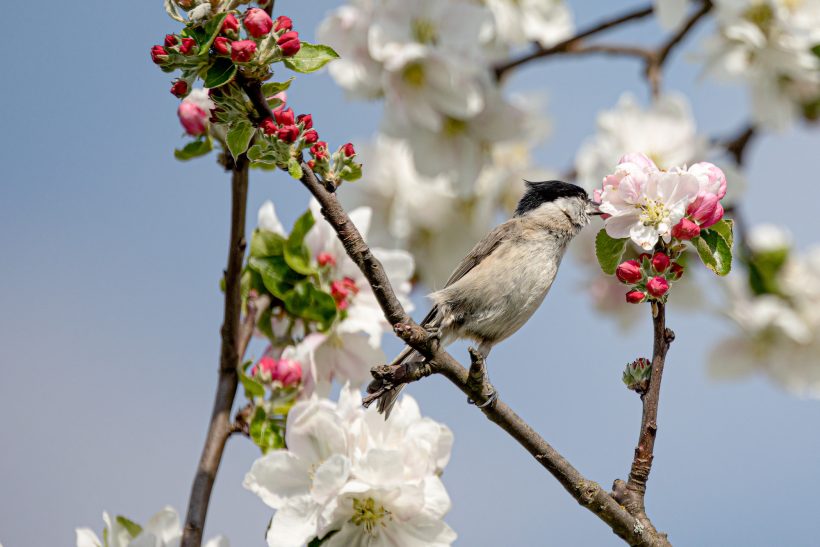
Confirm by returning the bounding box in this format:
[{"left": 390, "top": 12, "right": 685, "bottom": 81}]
[
  {"left": 424, "top": 325, "right": 442, "bottom": 343},
  {"left": 468, "top": 389, "right": 498, "bottom": 409}
]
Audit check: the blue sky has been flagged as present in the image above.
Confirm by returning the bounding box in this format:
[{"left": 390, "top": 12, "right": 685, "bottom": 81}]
[{"left": 1, "top": 1, "right": 819, "bottom": 546}]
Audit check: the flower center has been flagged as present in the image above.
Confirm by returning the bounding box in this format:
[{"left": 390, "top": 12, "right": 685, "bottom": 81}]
[
  {"left": 443, "top": 117, "right": 467, "bottom": 136},
  {"left": 350, "top": 497, "right": 391, "bottom": 535},
  {"left": 411, "top": 18, "right": 438, "bottom": 45},
  {"left": 402, "top": 62, "right": 426, "bottom": 87},
  {"left": 744, "top": 3, "right": 774, "bottom": 33},
  {"left": 638, "top": 198, "right": 670, "bottom": 228}
]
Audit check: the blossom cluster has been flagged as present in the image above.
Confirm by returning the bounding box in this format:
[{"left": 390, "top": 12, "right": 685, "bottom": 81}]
[
  {"left": 616, "top": 251, "right": 684, "bottom": 304},
  {"left": 317, "top": 0, "right": 571, "bottom": 284},
  {"left": 703, "top": 0, "right": 820, "bottom": 129},
  {"left": 711, "top": 225, "right": 820, "bottom": 397},
  {"left": 76, "top": 506, "right": 228, "bottom": 547},
  {"left": 243, "top": 385, "right": 456, "bottom": 547}
]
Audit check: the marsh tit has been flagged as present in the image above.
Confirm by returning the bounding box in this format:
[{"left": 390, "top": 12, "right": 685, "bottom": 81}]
[{"left": 370, "top": 180, "right": 602, "bottom": 417}]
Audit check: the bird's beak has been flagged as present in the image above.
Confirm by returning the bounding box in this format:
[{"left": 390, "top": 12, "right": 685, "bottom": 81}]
[{"left": 586, "top": 199, "right": 604, "bottom": 216}]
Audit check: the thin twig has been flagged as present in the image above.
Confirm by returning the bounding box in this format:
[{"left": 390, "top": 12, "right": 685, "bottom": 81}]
[
  {"left": 181, "top": 159, "right": 249, "bottom": 547},
  {"left": 613, "top": 303, "right": 675, "bottom": 536},
  {"left": 494, "top": 3, "right": 654, "bottom": 79}
]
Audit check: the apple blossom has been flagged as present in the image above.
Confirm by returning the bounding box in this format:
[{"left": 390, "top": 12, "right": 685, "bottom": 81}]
[
  {"left": 626, "top": 289, "right": 647, "bottom": 304},
  {"left": 647, "top": 276, "right": 670, "bottom": 298},
  {"left": 253, "top": 355, "right": 303, "bottom": 388},
  {"left": 231, "top": 39, "right": 257, "bottom": 62},
  {"left": 277, "top": 31, "right": 301, "bottom": 56},
  {"left": 244, "top": 8, "right": 274, "bottom": 38},
  {"left": 317, "top": 252, "right": 336, "bottom": 268},
  {"left": 150, "top": 45, "right": 169, "bottom": 64},
  {"left": 179, "top": 37, "right": 196, "bottom": 55},
  {"left": 671, "top": 218, "right": 701, "bottom": 240},
  {"left": 170, "top": 80, "right": 188, "bottom": 98},
  {"left": 76, "top": 507, "right": 229, "bottom": 547},
  {"left": 297, "top": 113, "right": 313, "bottom": 129},
  {"left": 177, "top": 88, "right": 214, "bottom": 136},
  {"left": 652, "top": 252, "right": 671, "bottom": 273},
  {"left": 274, "top": 107, "right": 295, "bottom": 126},
  {"left": 222, "top": 13, "right": 239, "bottom": 34},
  {"left": 341, "top": 142, "right": 356, "bottom": 157},
  {"left": 260, "top": 118, "right": 277, "bottom": 136},
  {"left": 276, "top": 124, "right": 300, "bottom": 143},
  {"left": 213, "top": 36, "right": 230, "bottom": 55},
  {"left": 274, "top": 15, "right": 293, "bottom": 32},
  {"left": 616, "top": 260, "right": 643, "bottom": 284},
  {"left": 302, "top": 129, "right": 319, "bottom": 144},
  {"left": 484, "top": 0, "right": 574, "bottom": 48},
  {"left": 188, "top": 2, "right": 212, "bottom": 23},
  {"left": 257, "top": 200, "right": 286, "bottom": 236},
  {"left": 164, "top": 34, "right": 178, "bottom": 47}
]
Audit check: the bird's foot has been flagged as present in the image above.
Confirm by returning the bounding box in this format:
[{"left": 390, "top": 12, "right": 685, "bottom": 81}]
[
  {"left": 466, "top": 346, "right": 497, "bottom": 409},
  {"left": 467, "top": 389, "right": 498, "bottom": 409}
]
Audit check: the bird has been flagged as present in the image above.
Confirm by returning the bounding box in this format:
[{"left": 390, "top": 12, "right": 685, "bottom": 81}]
[{"left": 369, "top": 180, "right": 602, "bottom": 418}]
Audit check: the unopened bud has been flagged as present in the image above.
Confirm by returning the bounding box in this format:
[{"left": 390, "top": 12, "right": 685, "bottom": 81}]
[
  {"left": 151, "top": 45, "right": 169, "bottom": 64},
  {"left": 302, "top": 129, "right": 319, "bottom": 144},
  {"left": 213, "top": 36, "right": 231, "bottom": 55},
  {"left": 170, "top": 80, "right": 189, "bottom": 98},
  {"left": 277, "top": 31, "right": 301, "bottom": 57},
  {"left": 341, "top": 142, "right": 356, "bottom": 157},
  {"left": 297, "top": 113, "right": 313, "bottom": 129},
  {"left": 164, "top": 34, "right": 178, "bottom": 47},
  {"left": 222, "top": 13, "right": 239, "bottom": 34},
  {"left": 616, "top": 260, "right": 642, "bottom": 284},
  {"left": 274, "top": 15, "right": 293, "bottom": 32},
  {"left": 244, "top": 8, "right": 273, "bottom": 38},
  {"left": 625, "top": 290, "right": 646, "bottom": 304},
  {"left": 646, "top": 276, "right": 670, "bottom": 298},
  {"left": 669, "top": 262, "right": 684, "bottom": 280},
  {"left": 260, "top": 118, "right": 277, "bottom": 135},
  {"left": 178, "top": 102, "right": 209, "bottom": 136},
  {"left": 274, "top": 107, "right": 295, "bottom": 126},
  {"left": 651, "top": 252, "right": 670, "bottom": 273},
  {"left": 623, "top": 357, "right": 651, "bottom": 393},
  {"left": 317, "top": 252, "right": 336, "bottom": 268},
  {"left": 179, "top": 37, "right": 196, "bottom": 55},
  {"left": 671, "top": 218, "right": 700, "bottom": 240},
  {"left": 276, "top": 124, "right": 300, "bottom": 143},
  {"left": 231, "top": 40, "right": 257, "bottom": 62}
]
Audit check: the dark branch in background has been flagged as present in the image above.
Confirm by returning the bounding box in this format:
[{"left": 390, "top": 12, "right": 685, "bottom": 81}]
[
  {"left": 613, "top": 303, "right": 675, "bottom": 536},
  {"left": 181, "top": 161, "right": 251, "bottom": 547},
  {"left": 494, "top": 3, "right": 654, "bottom": 79}
]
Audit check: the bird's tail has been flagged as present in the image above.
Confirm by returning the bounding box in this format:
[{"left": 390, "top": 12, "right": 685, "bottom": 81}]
[{"left": 371, "top": 346, "right": 424, "bottom": 419}]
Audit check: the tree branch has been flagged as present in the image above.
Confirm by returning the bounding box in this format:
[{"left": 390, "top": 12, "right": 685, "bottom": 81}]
[
  {"left": 613, "top": 303, "right": 675, "bottom": 536},
  {"left": 494, "top": 3, "right": 654, "bottom": 79},
  {"left": 181, "top": 160, "right": 250, "bottom": 547}
]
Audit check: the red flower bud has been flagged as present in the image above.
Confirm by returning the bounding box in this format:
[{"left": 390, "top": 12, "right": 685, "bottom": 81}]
[
  {"left": 307, "top": 159, "right": 316, "bottom": 169},
  {"left": 231, "top": 40, "right": 257, "bottom": 62},
  {"left": 274, "top": 15, "right": 293, "bottom": 32},
  {"left": 260, "top": 118, "right": 277, "bottom": 135},
  {"left": 274, "top": 107, "right": 295, "bottom": 126},
  {"left": 244, "top": 8, "right": 274, "bottom": 38},
  {"left": 179, "top": 37, "right": 196, "bottom": 55},
  {"left": 302, "top": 129, "right": 319, "bottom": 144},
  {"left": 164, "top": 34, "right": 178, "bottom": 47},
  {"left": 671, "top": 218, "right": 700, "bottom": 240},
  {"left": 616, "top": 260, "right": 642, "bottom": 284},
  {"left": 311, "top": 141, "right": 329, "bottom": 159},
  {"left": 342, "top": 142, "right": 356, "bottom": 157},
  {"left": 222, "top": 13, "right": 239, "bottom": 34},
  {"left": 170, "top": 80, "right": 189, "bottom": 98},
  {"left": 213, "top": 36, "right": 231, "bottom": 55},
  {"left": 297, "top": 113, "right": 313, "bottom": 129},
  {"left": 669, "top": 262, "right": 684, "bottom": 280},
  {"left": 638, "top": 253, "right": 651, "bottom": 263},
  {"left": 151, "top": 45, "right": 169, "bottom": 64},
  {"left": 626, "top": 290, "right": 646, "bottom": 304},
  {"left": 652, "top": 252, "right": 670, "bottom": 273},
  {"left": 646, "top": 276, "right": 670, "bottom": 298},
  {"left": 317, "top": 252, "right": 336, "bottom": 268},
  {"left": 277, "top": 31, "right": 301, "bottom": 57},
  {"left": 276, "top": 124, "right": 300, "bottom": 143}
]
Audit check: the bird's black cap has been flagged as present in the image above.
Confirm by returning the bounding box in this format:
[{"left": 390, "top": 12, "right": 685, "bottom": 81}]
[{"left": 514, "top": 180, "right": 589, "bottom": 217}]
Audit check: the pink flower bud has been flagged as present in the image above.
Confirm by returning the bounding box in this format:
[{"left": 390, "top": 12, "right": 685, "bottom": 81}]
[
  {"left": 317, "top": 252, "right": 336, "bottom": 267},
  {"left": 251, "top": 355, "right": 276, "bottom": 379},
  {"left": 342, "top": 142, "right": 356, "bottom": 156},
  {"left": 297, "top": 113, "right": 313, "bottom": 129},
  {"left": 669, "top": 262, "right": 684, "bottom": 280},
  {"left": 179, "top": 37, "right": 197, "bottom": 55},
  {"left": 671, "top": 218, "right": 701, "bottom": 240},
  {"left": 274, "top": 107, "right": 295, "bottom": 126},
  {"left": 178, "top": 102, "right": 209, "bottom": 136},
  {"left": 164, "top": 34, "right": 178, "bottom": 47},
  {"left": 331, "top": 277, "right": 359, "bottom": 310},
  {"left": 276, "top": 124, "right": 300, "bottom": 143},
  {"left": 302, "top": 129, "right": 319, "bottom": 144},
  {"left": 626, "top": 290, "right": 646, "bottom": 304},
  {"left": 151, "top": 45, "right": 169, "bottom": 64},
  {"left": 686, "top": 194, "right": 724, "bottom": 228},
  {"left": 260, "top": 118, "right": 277, "bottom": 135},
  {"left": 617, "top": 152, "right": 658, "bottom": 171},
  {"left": 213, "top": 36, "right": 231, "bottom": 55},
  {"left": 170, "top": 80, "right": 189, "bottom": 98},
  {"left": 274, "top": 357, "right": 302, "bottom": 387},
  {"left": 277, "top": 31, "right": 301, "bottom": 57},
  {"left": 222, "top": 13, "right": 239, "bottom": 34},
  {"left": 231, "top": 40, "right": 257, "bottom": 62},
  {"left": 244, "top": 8, "right": 273, "bottom": 38},
  {"left": 689, "top": 162, "right": 727, "bottom": 200},
  {"left": 646, "top": 276, "right": 670, "bottom": 298},
  {"left": 651, "top": 252, "right": 670, "bottom": 273},
  {"left": 274, "top": 15, "right": 293, "bottom": 32},
  {"left": 616, "top": 260, "right": 642, "bottom": 284}
]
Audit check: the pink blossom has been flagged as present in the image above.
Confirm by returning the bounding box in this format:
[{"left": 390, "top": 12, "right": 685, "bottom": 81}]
[
  {"left": 274, "top": 15, "right": 293, "bottom": 32},
  {"left": 669, "top": 262, "right": 684, "bottom": 280},
  {"left": 646, "top": 276, "right": 670, "bottom": 298},
  {"left": 652, "top": 252, "right": 670, "bottom": 273},
  {"left": 277, "top": 31, "right": 301, "bottom": 57},
  {"left": 231, "top": 40, "right": 257, "bottom": 62},
  {"left": 671, "top": 218, "right": 701, "bottom": 240},
  {"left": 617, "top": 152, "right": 659, "bottom": 172},
  {"left": 179, "top": 37, "right": 196, "bottom": 55},
  {"left": 251, "top": 355, "right": 302, "bottom": 387},
  {"left": 616, "top": 260, "right": 643, "bottom": 284},
  {"left": 177, "top": 102, "right": 209, "bottom": 136},
  {"left": 685, "top": 162, "right": 727, "bottom": 228},
  {"left": 317, "top": 252, "right": 336, "bottom": 267},
  {"left": 244, "top": 8, "right": 273, "bottom": 38}
]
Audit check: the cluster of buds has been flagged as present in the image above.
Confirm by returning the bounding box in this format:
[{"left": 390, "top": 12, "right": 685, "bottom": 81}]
[
  {"left": 616, "top": 251, "right": 684, "bottom": 304},
  {"left": 671, "top": 162, "right": 728, "bottom": 241},
  {"left": 251, "top": 355, "right": 302, "bottom": 388},
  {"left": 622, "top": 357, "right": 652, "bottom": 393},
  {"left": 259, "top": 105, "right": 318, "bottom": 145},
  {"left": 330, "top": 277, "right": 359, "bottom": 311},
  {"left": 308, "top": 141, "right": 360, "bottom": 185}
]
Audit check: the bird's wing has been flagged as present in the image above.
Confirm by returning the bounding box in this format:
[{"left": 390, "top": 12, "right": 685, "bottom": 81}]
[{"left": 443, "top": 220, "right": 514, "bottom": 287}]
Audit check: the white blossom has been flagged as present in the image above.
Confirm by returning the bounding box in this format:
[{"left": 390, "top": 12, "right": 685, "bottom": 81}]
[
  {"left": 654, "top": 0, "right": 690, "bottom": 29},
  {"left": 483, "top": 0, "right": 574, "bottom": 48},
  {"left": 575, "top": 93, "right": 706, "bottom": 190},
  {"left": 76, "top": 507, "right": 229, "bottom": 547},
  {"left": 244, "top": 386, "right": 455, "bottom": 547}
]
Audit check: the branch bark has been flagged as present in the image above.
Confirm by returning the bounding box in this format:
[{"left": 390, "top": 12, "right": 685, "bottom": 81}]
[
  {"left": 181, "top": 160, "right": 250, "bottom": 547},
  {"left": 613, "top": 303, "right": 675, "bottom": 537}
]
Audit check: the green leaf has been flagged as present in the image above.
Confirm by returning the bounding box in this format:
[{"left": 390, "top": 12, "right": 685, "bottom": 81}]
[
  {"left": 595, "top": 229, "right": 629, "bottom": 275},
  {"left": 227, "top": 121, "right": 255, "bottom": 161},
  {"left": 174, "top": 137, "right": 212, "bottom": 161},
  {"left": 812, "top": 44, "right": 820, "bottom": 58},
  {"left": 163, "top": 0, "right": 185, "bottom": 22},
  {"left": 338, "top": 162, "right": 362, "bottom": 182},
  {"left": 250, "top": 229, "right": 286, "bottom": 258},
  {"left": 203, "top": 57, "right": 237, "bottom": 88},
  {"left": 240, "top": 372, "right": 266, "bottom": 399},
  {"left": 248, "top": 256, "right": 302, "bottom": 298},
  {"left": 261, "top": 78, "right": 295, "bottom": 97},
  {"left": 249, "top": 407, "right": 285, "bottom": 453},
  {"left": 693, "top": 229, "right": 733, "bottom": 276},
  {"left": 288, "top": 157, "right": 303, "bottom": 180},
  {"left": 115, "top": 516, "right": 143, "bottom": 538},
  {"left": 202, "top": 13, "right": 228, "bottom": 50},
  {"left": 284, "top": 282, "right": 338, "bottom": 329},
  {"left": 284, "top": 211, "right": 315, "bottom": 275},
  {"left": 710, "top": 218, "right": 734, "bottom": 250},
  {"left": 748, "top": 247, "right": 789, "bottom": 295},
  {"left": 283, "top": 42, "right": 340, "bottom": 74}
]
